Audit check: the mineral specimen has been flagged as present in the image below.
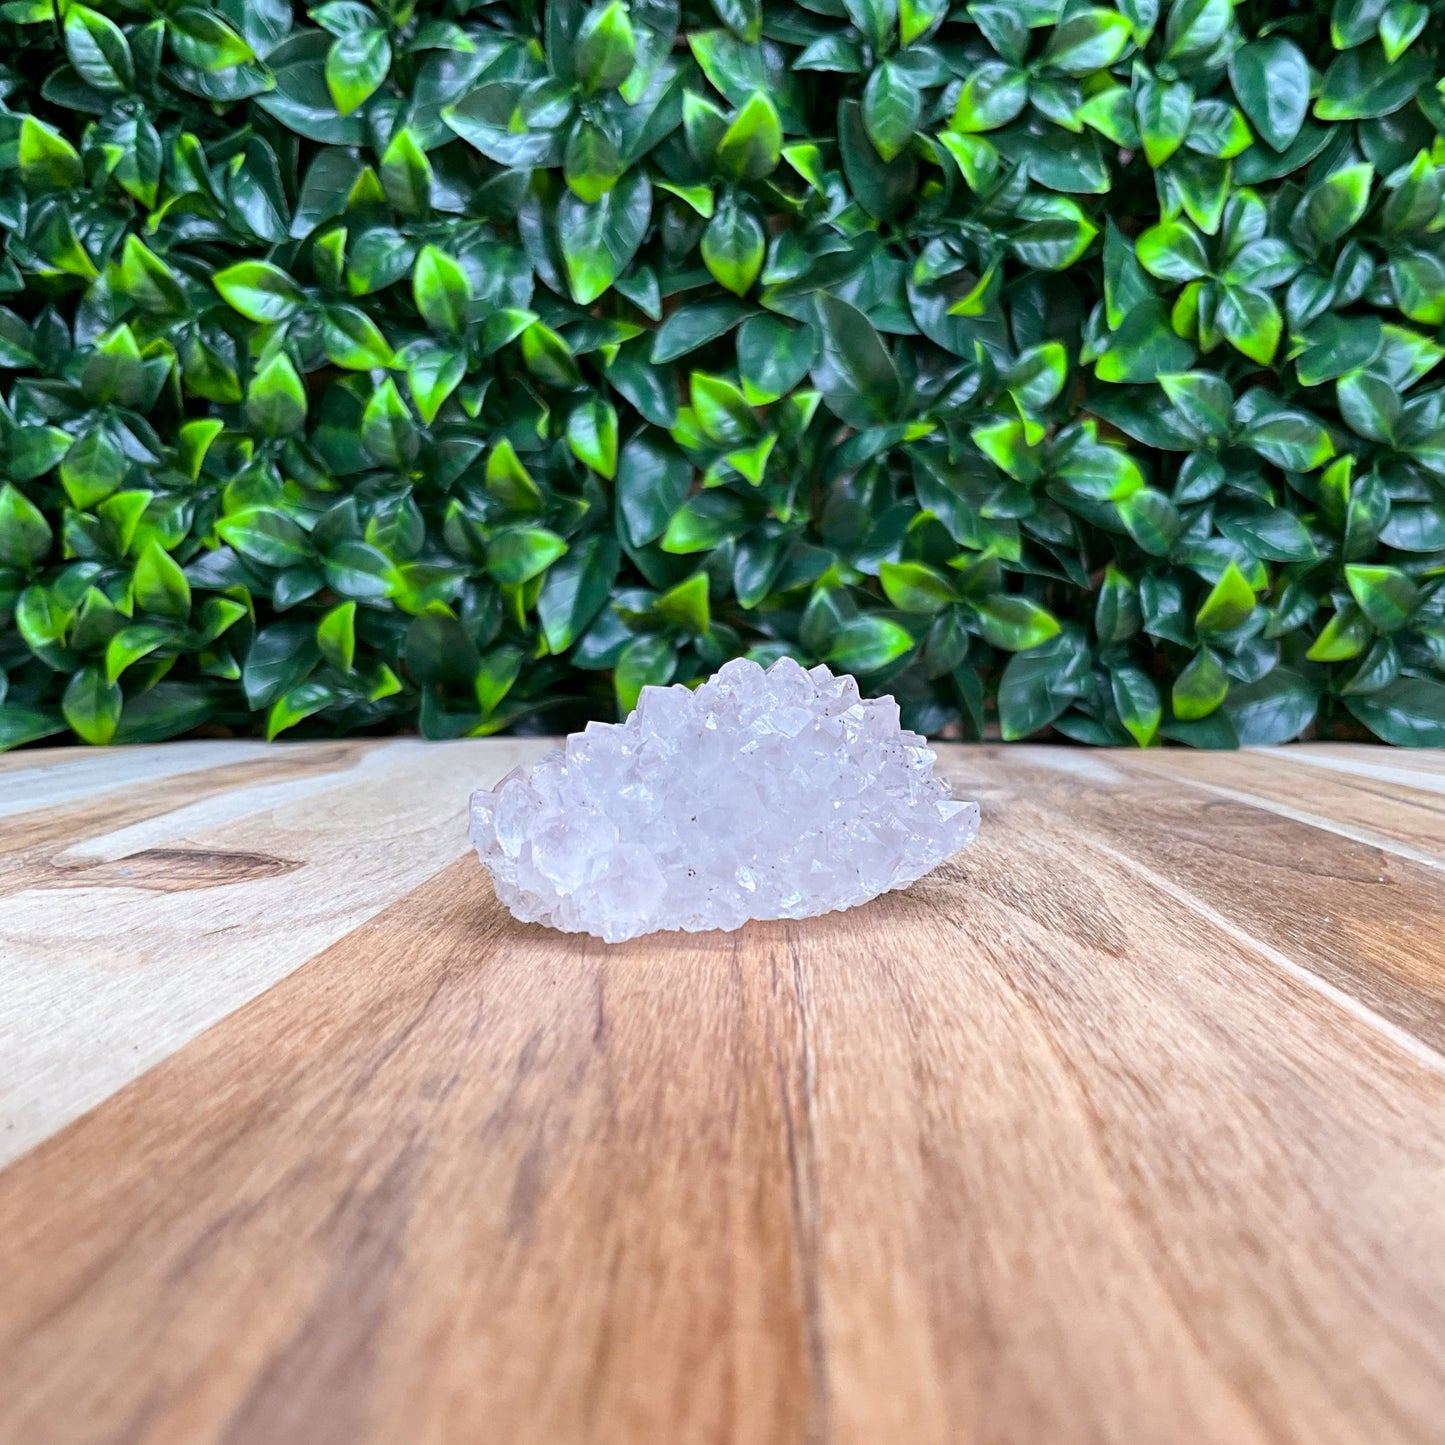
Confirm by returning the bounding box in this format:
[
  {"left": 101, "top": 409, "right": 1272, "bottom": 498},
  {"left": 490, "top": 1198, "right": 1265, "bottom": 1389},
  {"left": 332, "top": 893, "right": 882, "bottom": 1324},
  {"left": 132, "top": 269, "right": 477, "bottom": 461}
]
[{"left": 468, "top": 657, "right": 980, "bottom": 943}]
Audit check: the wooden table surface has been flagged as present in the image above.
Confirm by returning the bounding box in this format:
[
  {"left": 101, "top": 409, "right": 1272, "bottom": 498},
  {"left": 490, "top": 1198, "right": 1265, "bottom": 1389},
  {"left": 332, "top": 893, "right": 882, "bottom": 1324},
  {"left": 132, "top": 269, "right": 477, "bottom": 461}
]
[{"left": 2, "top": 739, "right": 1443, "bottom": 1445}]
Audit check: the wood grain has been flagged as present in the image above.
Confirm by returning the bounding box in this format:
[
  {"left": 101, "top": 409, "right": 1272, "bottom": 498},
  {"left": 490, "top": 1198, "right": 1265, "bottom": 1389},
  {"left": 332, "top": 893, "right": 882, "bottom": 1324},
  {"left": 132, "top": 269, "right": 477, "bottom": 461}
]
[
  {"left": 1, "top": 741, "right": 1443, "bottom": 1445},
  {"left": 0, "top": 736, "right": 549, "bottom": 1164}
]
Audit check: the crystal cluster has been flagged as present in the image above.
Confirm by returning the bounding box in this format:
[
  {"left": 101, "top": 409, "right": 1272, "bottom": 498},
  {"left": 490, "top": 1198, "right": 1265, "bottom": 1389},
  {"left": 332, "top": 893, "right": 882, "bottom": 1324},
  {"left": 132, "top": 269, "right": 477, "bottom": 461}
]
[{"left": 468, "top": 657, "right": 980, "bottom": 943}]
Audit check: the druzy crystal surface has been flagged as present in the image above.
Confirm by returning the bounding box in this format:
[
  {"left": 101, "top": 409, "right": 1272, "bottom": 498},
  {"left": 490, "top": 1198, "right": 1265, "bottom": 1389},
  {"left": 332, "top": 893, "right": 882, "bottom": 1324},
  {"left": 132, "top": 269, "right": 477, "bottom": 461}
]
[{"left": 468, "top": 657, "right": 980, "bottom": 943}]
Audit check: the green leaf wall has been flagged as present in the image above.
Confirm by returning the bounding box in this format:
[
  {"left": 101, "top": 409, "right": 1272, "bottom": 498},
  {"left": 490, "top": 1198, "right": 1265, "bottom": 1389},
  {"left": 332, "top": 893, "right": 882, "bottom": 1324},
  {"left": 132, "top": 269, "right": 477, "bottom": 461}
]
[{"left": 1, "top": 0, "right": 1444, "bottom": 750}]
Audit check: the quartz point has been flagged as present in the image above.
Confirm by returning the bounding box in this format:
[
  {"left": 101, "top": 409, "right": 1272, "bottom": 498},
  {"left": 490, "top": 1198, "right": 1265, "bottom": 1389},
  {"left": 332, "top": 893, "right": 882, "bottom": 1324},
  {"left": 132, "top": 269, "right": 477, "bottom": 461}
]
[{"left": 468, "top": 657, "right": 981, "bottom": 944}]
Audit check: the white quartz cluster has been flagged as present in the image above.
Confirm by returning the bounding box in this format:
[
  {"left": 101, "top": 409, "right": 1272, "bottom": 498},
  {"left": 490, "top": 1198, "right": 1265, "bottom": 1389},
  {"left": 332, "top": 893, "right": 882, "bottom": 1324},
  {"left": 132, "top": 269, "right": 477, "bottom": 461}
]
[{"left": 468, "top": 657, "right": 980, "bottom": 943}]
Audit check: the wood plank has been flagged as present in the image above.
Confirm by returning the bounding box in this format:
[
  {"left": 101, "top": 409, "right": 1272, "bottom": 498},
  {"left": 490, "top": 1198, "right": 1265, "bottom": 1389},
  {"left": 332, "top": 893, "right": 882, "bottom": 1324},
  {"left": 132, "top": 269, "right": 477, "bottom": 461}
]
[
  {"left": 0, "top": 737, "right": 548, "bottom": 1166},
  {"left": 1124, "top": 745, "right": 1445, "bottom": 869},
  {"left": 1, "top": 743, "right": 1442, "bottom": 1445},
  {"left": 1000, "top": 747, "right": 1445, "bottom": 1055}
]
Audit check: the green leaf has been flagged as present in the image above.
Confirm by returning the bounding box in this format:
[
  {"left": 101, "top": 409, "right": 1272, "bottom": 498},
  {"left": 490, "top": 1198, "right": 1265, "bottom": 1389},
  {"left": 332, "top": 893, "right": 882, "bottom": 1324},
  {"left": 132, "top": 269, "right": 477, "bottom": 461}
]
[
  {"left": 1224, "top": 239, "right": 1302, "bottom": 289},
  {"left": 19, "top": 117, "right": 84, "bottom": 189},
  {"left": 1118, "top": 488, "right": 1183, "bottom": 555},
  {"left": 576, "top": 1, "right": 636, "bottom": 92},
  {"left": 1095, "top": 566, "right": 1141, "bottom": 643},
  {"left": 1300, "top": 163, "right": 1374, "bottom": 247},
  {"left": 104, "top": 624, "right": 172, "bottom": 685},
  {"left": 214, "top": 261, "right": 305, "bottom": 323},
  {"left": 1345, "top": 564, "right": 1420, "bottom": 632},
  {"left": 169, "top": 8, "right": 254, "bottom": 70},
  {"left": 560, "top": 169, "right": 652, "bottom": 306},
  {"left": 811, "top": 293, "right": 901, "bottom": 426},
  {"left": 361, "top": 377, "right": 419, "bottom": 468},
  {"left": 1162, "top": 0, "right": 1232, "bottom": 62},
  {"left": 1336, "top": 368, "right": 1399, "bottom": 443},
  {"left": 1136, "top": 219, "right": 1209, "bottom": 281},
  {"left": 900, "top": 0, "right": 948, "bottom": 46},
  {"left": 717, "top": 91, "right": 783, "bottom": 181},
  {"left": 567, "top": 399, "right": 620, "bottom": 479},
  {"left": 474, "top": 646, "right": 524, "bottom": 717},
  {"left": 691, "top": 373, "right": 755, "bottom": 446},
  {"left": 880, "top": 561, "right": 955, "bottom": 614},
  {"left": 1295, "top": 315, "right": 1383, "bottom": 387},
  {"left": 486, "top": 439, "right": 547, "bottom": 514},
  {"left": 1379, "top": 1, "right": 1428, "bottom": 62},
  {"left": 267, "top": 680, "right": 336, "bottom": 740},
  {"left": 1095, "top": 299, "right": 1195, "bottom": 383},
  {"left": 1009, "top": 195, "right": 1098, "bottom": 271},
  {"left": 311, "top": 602, "right": 354, "bottom": 674},
  {"left": 537, "top": 533, "right": 620, "bottom": 652},
  {"left": 1159, "top": 371, "right": 1232, "bottom": 441},
  {"left": 216, "top": 507, "right": 310, "bottom": 568},
  {"left": 950, "top": 61, "right": 1029, "bottom": 133},
  {"left": 246, "top": 354, "right": 308, "bottom": 437},
  {"left": 863, "top": 59, "right": 922, "bottom": 163},
  {"left": 1389, "top": 252, "right": 1445, "bottom": 327},
  {"left": 997, "top": 628, "right": 1091, "bottom": 739},
  {"left": 1316, "top": 43, "right": 1428, "bottom": 121},
  {"left": 1111, "top": 663, "right": 1162, "bottom": 746},
  {"left": 655, "top": 572, "right": 711, "bottom": 634},
  {"left": 1224, "top": 668, "right": 1319, "bottom": 745},
  {"left": 1042, "top": 8, "right": 1132, "bottom": 75},
  {"left": 1346, "top": 678, "right": 1445, "bottom": 746},
  {"left": 1053, "top": 438, "right": 1144, "bottom": 499},
  {"left": 325, "top": 27, "right": 390, "bottom": 115},
  {"left": 0, "top": 484, "right": 53, "bottom": 569},
  {"left": 839, "top": 97, "right": 917, "bottom": 220},
  {"left": 1216, "top": 506, "right": 1317, "bottom": 562},
  {"left": 1194, "top": 562, "right": 1256, "bottom": 636},
  {"left": 486, "top": 526, "right": 569, "bottom": 586},
  {"left": 1135, "top": 75, "right": 1193, "bottom": 169},
  {"left": 701, "top": 194, "right": 765, "bottom": 298},
  {"left": 615, "top": 634, "right": 678, "bottom": 713},
  {"left": 403, "top": 343, "right": 465, "bottom": 425},
  {"left": 62, "top": 665, "right": 122, "bottom": 745},
  {"left": 64, "top": 4, "right": 134, "bottom": 92},
  {"left": 379, "top": 128, "right": 433, "bottom": 215},
  {"left": 1229, "top": 38, "right": 1309, "bottom": 152},
  {"left": 1172, "top": 647, "right": 1229, "bottom": 720},
  {"left": 973, "top": 594, "right": 1062, "bottom": 651},
  {"left": 737, "top": 315, "right": 818, "bottom": 405},
  {"left": 244, "top": 622, "right": 320, "bottom": 707},
  {"left": 1307, "top": 604, "right": 1372, "bottom": 662},
  {"left": 133, "top": 539, "right": 191, "bottom": 619},
  {"left": 618, "top": 434, "right": 692, "bottom": 548},
  {"left": 1240, "top": 405, "right": 1335, "bottom": 470},
  {"left": 827, "top": 615, "right": 915, "bottom": 673},
  {"left": 661, "top": 492, "right": 752, "bottom": 553},
  {"left": 651, "top": 299, "right": 749, "bottom": 365},
  {"left": 322, "top": 304, "right": 395, "bottom": 370},
  {"left": 521, "top": 321, "right": 582, "bottom": 388},
  {"left": 413, "top": 246, "right": 472, "bottom": 334},
  {"left": 1217, "top": 285, "right": 1281, "bottom": 366}
]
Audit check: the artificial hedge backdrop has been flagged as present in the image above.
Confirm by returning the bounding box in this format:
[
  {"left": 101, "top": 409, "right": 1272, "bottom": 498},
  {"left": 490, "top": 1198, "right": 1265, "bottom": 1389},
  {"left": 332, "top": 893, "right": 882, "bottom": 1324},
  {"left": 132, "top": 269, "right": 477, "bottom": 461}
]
[{"left": 2, "top": 0, "right": 1444, "bottom": 749}]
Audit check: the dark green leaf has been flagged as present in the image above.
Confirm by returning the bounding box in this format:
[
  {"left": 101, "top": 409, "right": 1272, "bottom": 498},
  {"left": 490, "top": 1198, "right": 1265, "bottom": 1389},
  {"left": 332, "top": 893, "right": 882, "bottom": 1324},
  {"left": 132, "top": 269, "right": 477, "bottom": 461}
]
[
  {"left": 811, "top": 293, "right": 900, "bottom": 426},
  {"left": 1223, "top": 667, "right": 1319, "bottom": 744},
  {"left": 1229, "top": 38, "right": 1308, "bottom": 152},
  {"left": 538, "top": 533, "right": 620, "bottom": 652},
  {"left": 561, "top": 169, "right": 652, "bottom": 306},
  {"left": 1346, "top": 678, "right": 1445, "bottom": 746},
  {"left": 325, "top": 27, "right": 390, "bottom": 115},
  {"left": 997, "top": 627, "right": 1091, "bottom": 739}
]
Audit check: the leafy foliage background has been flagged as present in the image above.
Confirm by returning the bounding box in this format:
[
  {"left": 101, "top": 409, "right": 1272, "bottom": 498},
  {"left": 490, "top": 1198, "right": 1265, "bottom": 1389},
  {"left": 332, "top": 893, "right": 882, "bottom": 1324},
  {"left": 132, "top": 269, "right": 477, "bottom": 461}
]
[{"left": 2, "top": 0, "right": 1444, "bottom": 750}]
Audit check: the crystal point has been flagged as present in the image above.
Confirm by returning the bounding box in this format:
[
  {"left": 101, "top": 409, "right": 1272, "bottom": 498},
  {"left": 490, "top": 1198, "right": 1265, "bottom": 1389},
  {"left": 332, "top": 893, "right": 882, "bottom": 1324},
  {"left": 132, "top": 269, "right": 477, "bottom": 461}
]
[{"left": 468, "top": 658, "right": 980, "bottom": 943}]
